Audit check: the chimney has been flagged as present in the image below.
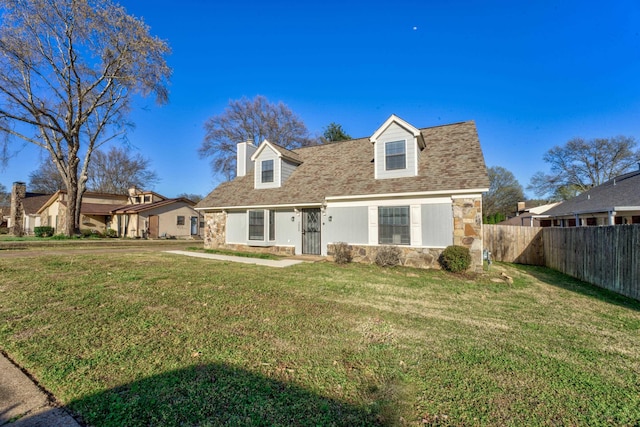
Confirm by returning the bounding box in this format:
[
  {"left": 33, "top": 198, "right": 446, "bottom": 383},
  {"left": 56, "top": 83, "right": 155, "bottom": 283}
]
[
  {"left": 516, "top": 201, "right": 525, "bottom": 215},
  {"left": 9, "top": 182, "right": 26, "bottom": 236},
  {"left": 237, "top": 140, "right": 257, "bottom": 177}
]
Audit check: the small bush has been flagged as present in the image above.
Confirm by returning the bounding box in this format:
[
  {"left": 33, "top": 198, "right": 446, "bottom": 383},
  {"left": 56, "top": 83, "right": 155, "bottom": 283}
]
[
  {"left": 375, "top": 245, "right": 402, "bottom": 267},
  {"left": 105, "top": 228, "right": 118, "bottom": 238},
  {"left": 34, "top": 226, "right": 54, "bottom": 237},
  {"left": 439, "top": 245, "right": 471, "bottom": 273},
  {"left": 0, "top": 227, "right": 8, "bottom": 235},
  {"left": 333, "top": 242, "right": 352, "bottom": 264},
  {"left": 80, "top": 229, "right": 104, "bottom": 238}
]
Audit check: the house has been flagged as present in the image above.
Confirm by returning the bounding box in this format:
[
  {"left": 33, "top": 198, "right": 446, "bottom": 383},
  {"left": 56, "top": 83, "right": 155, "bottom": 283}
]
[
  {"left": 196, "top": 115, "right": 490, "bottom": 269},
  {"left": 541, "top": 169, "right": 640, "bottom": 227},
  {"left": 37, "top": 189, "right": 128, "bottom": 234},
  {"left": 110, "top": 188, "right": 203, "bottom": 238},
  {"left": 7, "top": 181, "right": 203, "bottom": 238},
  {"left": 7, "top": 182, "right": 52, "bottom": 236},
  {"left": 499, "top": 201, "right": 561, "bottom": 227}
]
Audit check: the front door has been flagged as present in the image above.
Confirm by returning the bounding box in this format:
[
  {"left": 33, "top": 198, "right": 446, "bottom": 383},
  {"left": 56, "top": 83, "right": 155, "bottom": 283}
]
[
  {"left": 149, "top": 215, "right": 159, "bottom": 239},
  {"left": 302, "top": 208, "right": 321, "bottom": 255}
]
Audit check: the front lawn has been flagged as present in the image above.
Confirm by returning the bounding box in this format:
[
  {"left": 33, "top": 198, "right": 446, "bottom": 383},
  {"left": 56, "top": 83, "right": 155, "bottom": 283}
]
[{"left": 0, "top": 252, "right": 639, "bottom": 426}]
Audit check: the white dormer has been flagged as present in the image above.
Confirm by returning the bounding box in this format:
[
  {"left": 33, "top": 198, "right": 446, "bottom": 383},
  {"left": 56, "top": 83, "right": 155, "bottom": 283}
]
[
  {"left": 369, "top": 114, "right": 426, "bottom": 179},
  {"left": 251, "top": 139, "right": 302, "bottom": 189}
]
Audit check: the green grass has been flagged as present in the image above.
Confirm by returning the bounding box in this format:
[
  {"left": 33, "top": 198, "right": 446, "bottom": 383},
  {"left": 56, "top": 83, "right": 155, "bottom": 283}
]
[
  {"left": 1, "top": 252, "right": 639, "bottom": 426},
  {"left": 186, "top": 246, "right": 282, "bottom": 260}
]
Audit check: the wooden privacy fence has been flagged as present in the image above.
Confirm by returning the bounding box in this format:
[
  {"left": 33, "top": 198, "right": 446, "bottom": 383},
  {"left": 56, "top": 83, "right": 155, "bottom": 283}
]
[
  {"left": 483, "top": 225, "right": 544, "bottom": 265},
  {"left": 483, "top": 224, "right": 640, "bottom": 301}
]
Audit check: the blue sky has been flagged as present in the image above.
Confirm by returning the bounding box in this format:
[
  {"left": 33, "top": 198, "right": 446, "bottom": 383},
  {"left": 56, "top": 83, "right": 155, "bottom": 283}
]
[{"left": 2, "top": 0, "right": 639, "bottom": 199}]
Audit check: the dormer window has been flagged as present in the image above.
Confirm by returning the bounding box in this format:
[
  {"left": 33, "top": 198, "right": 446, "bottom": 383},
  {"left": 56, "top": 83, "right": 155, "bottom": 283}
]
[
  {"left": 385, "top": 140, "right": 406, "bottom": 170},
  {"left": 261, "top": 160, "right": 274, "bottom": 183}
]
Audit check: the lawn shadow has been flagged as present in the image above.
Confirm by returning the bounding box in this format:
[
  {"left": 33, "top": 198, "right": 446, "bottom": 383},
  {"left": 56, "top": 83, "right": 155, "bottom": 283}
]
[
  {"left": 68, "top": 363, "right": 387, "bottom": 426},
  {"left": 510, "top": 263, "right": 640, "bottom": 312}
]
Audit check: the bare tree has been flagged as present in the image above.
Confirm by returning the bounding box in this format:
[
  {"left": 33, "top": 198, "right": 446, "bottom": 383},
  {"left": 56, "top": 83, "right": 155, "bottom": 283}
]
[
  {"left": 199, "top": 95, "right": 315, "bottom": 180},
  {"left": 0, "top": 182, "right": 9, "bottom": 206},
  {"left": 528, "top": 136, "right": 640, "bottom": 200},
  {"left": 176, "top": 193, "right": 203, "bottom": 203},
  {"left": 87, "top": 146, "right": 158, "bottom": 194},
  {"left": 0, "top": 0, "right": 171, "bottom": 235},
  {"left": 29, "top": 160, "right": 66, "bottom": 193},
  {"left": 483, "top": 166, "right": 524, "bottom": 223}
]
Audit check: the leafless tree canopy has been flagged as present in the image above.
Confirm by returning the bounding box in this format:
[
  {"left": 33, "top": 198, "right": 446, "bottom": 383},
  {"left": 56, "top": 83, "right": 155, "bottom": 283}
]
[
  {"left": 87, "top": 146, "right": 158, "bottom": 194},
  {"left": 528, "top": 136, "right": 640, "bottom": 200},
  {"left": 483, "top": 166, "right": 524, "bottom": 220},
  {"left": 29, "top": 159, "right": 66, "bottom": 193},
  {"left": 176, "top": 193, "right": 203, "bottom": 204},
  {"left": 0, "top": 182, "right": 9, "bottom": 206},
  {"left": 29, "top": 146, "right": 158, "bottom": 194},
  {"left": 0, "top": 0, "right": 171, "bottom": 235},
  {"left": 199, "top": 95, "right": 315, "bottom": 180}
]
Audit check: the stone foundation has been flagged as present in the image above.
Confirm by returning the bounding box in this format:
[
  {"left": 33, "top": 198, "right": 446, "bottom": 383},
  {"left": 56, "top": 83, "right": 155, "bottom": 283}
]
[{"left": 327, "top": 243, "right": 444, "bottom": 269}]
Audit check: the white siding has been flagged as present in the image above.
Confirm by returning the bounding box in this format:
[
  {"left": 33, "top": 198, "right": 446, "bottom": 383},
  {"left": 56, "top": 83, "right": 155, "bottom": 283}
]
[
  {"left": 274, "top": 210, "right": 300, "bottom": 253},
  {"left": 374, "top": 122, "right": 418, "bottom": 179},
  {"left": 254, "top": 147, "right": 280, "bottom": 189},
  {"left": 324, "top": 206, "right": 369, "bottom": 245},
  {"left": 421, "top": 203, "right": 453, "bottom": 247},
  {"left": 226, "top": 211, "right": 247, "bottom": 243}
]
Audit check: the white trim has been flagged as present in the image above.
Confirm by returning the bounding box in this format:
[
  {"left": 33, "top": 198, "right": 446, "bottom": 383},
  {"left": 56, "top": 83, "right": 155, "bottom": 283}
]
[
  {"left": 250, "top": 139, "right": 280, "bottom": 162},
  {"left": 369, "top": 114, "right": 421, "bottom": 143},
  {"left": 327, "top": 189, "right": 487, "bottom": 201},
  {"left": 450, "top": 193, "right": 487, "bottom": 199},
  {"left": 328, "top": 197, "right": 451, "bottom": 208},
  {"left": 368, "top": 206, "right": 378, "bottom": 245},
  {"left": 197, "top": 202, "right": 322, "bottom": 211},
  {"left": 410, "top": 204, "right": 422, "bottom": 247}
]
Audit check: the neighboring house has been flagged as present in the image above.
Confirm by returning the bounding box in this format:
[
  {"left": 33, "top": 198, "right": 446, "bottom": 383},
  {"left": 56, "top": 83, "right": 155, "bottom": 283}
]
[
  {"left": 196, "top": 115, "right": 490, "bottom": 269},
  {"left": 9, "top": 182, "right": 203, "bottom": 238},
  {"left": 37, "top": 190, "right": 128, "bottom": 234},
  {"left": 1, "top": 205, "right": 11, "bottom": 229},
  {"left": 541, "top": 169, "right": 640, "bottom": 227},
  {"left": 499, "top": 201, "right": 561, "bottom": 227},
  {"left": 7, "top": 182, "right": 52, "bottom": 236},
  {"left": 111, "top": 188, "right": 202, "bottom": 238}
]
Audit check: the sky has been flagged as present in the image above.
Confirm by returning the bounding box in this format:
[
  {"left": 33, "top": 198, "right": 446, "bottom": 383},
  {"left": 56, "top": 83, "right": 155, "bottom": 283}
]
[{"left": 1, "top": 0, "right": 639, "bottom": 199}]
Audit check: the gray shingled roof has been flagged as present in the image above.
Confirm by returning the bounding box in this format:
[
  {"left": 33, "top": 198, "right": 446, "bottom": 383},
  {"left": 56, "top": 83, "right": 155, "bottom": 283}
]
[
  {"left": 544, "top": 170, "right": 640, "bottom": 216},
  {"left": 197, "top": 121, "right": 489, "bottom": 209}
]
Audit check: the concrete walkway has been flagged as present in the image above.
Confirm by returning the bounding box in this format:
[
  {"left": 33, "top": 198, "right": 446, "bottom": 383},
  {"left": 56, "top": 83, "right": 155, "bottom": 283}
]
[
  {"left": 0, "top": 353, "right": 80, "bottom": 427},
  {"left": 164, "top": 250, "right": 305, "bottom": 267}
]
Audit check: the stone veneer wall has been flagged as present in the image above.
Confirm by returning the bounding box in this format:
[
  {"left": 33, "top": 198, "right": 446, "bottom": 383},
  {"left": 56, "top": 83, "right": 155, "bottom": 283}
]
[
  {"left": 204, "top": 211, "right": 227, "bottom": 248},
  {"left": 203, "top": 211, "right": 295, "bottom": 256},
  {"left": 452, "top": 197, "right": 483, "bottom": 271},
  {"left": 328, "top": 243, "right": 443, "bottom": 269}
]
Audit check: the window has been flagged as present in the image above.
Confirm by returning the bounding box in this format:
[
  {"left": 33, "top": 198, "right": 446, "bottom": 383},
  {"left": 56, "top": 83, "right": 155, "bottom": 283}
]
[
  {"left": 261, "top": 160, "right": 274, "bottom": 183},
  {"left": 385, "top": 140, "right": 406, "bottom": 170},
  {"left": 177, "top": 216, "right": 185, "bottom": 226},
  {"left": 378, "top": 206, "right": 410, "bottom": 245},
  {"left": 144, "top": 195, "right": 151, "bottom": 203},
  {"left": 249, "top": 210, "right": 265, "bottom": 240},
  {"left": 269, "top": 210, "right": 276, "bottom": 241}
]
